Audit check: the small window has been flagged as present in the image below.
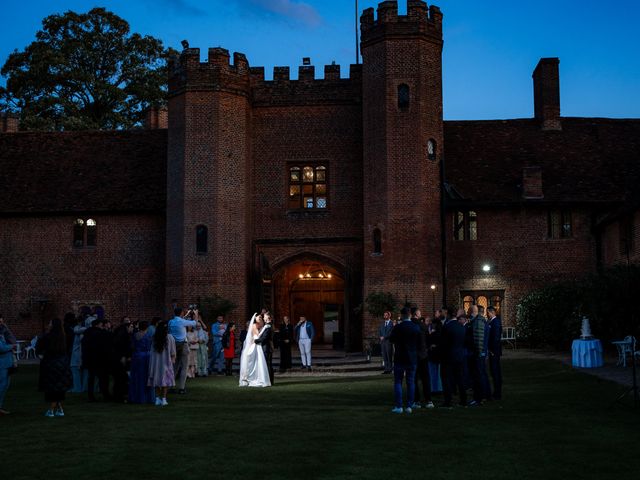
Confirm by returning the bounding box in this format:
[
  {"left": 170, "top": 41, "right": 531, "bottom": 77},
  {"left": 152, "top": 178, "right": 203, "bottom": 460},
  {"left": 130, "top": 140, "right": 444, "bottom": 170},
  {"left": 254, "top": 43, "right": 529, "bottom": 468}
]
[
  {"left": 398, "top": 84, "right": 410, "bottom": 110},
  {"left": 73, "top": 219, "right": 85, "bottom": 247},
  {"left": 373, "top": 228, "right": 382, "bottom": 254},
  {"left": 86, "top": 219, "right": 97, "bottom": 247},
  {"left": 548, "top": 210, "right": 572, "bottom": 239},
  {"left": 427, "top": 139, "right": 437, "bottom": 161},
  {"left": 288, "top": 164, "right": 328, "bottom": 210},
  {"left": 454, "top": 211, "right": 478, "bottom": 241},
  {"left": 196, "top": 225, "right": 208, "bottom": 254}
]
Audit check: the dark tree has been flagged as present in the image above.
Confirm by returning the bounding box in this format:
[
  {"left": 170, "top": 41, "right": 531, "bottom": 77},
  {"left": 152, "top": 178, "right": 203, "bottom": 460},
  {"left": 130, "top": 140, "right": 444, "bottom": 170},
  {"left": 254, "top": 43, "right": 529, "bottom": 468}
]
[{"left": 0, "top": 8, "right": 175, "bottom": 130}]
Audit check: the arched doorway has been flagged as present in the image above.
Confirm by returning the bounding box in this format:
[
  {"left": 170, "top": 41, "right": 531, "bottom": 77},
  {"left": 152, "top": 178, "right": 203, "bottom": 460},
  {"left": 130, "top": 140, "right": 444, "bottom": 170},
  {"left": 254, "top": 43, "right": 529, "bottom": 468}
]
[{"left": 272, "top": 259, "right": 345, "bottom": 347}]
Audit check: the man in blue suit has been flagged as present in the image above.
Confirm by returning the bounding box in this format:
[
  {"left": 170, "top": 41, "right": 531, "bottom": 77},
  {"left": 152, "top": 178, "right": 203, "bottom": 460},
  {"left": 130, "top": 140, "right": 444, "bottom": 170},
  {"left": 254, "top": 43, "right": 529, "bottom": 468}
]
[
  {"left": 378, "top": 311, "right": 394, "bottom": 374},
  {"left": 209, "top": 315, "right": 227, "bottom": 375},
  {"left": 487, "top": 306, "right": 503, "bottom": 399},
  {"left": 295, "top": 315, "right": 315, "bottom": 371},
  {"left": 389, "top": 307, "right": 420, "bottom": 414},
  {"left": 440, "top": 307, "right": 467, "bottom": 408}
]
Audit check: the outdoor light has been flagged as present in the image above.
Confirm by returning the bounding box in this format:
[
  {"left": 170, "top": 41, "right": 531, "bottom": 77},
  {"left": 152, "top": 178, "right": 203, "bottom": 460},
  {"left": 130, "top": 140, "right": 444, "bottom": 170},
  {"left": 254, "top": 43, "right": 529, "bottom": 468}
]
[
  {"left": 327, "top": 273, "right": 332, "bottom": 278},
  {"left": 482, "top": 264, "right": 491, "bottom": 272},
  {"left": 430, "top": 284, "right": 436, "bottom": 290},
  {"left": 298, "top": 274, "right": 304, "bottom": 279}
]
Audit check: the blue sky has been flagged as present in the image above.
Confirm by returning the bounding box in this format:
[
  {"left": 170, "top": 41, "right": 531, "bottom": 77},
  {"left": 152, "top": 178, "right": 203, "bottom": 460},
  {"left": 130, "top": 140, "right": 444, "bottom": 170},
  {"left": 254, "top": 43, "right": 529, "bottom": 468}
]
[{"left": 1, "top": 0, "right": 639, "bottom": 119}]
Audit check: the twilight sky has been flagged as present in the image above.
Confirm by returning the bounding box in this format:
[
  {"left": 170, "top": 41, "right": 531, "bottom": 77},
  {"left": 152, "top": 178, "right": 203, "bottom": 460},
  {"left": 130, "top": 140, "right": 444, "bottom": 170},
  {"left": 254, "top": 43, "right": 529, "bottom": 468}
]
[{"left": 1, "top": 0, "right": 639, "bottom": 120}]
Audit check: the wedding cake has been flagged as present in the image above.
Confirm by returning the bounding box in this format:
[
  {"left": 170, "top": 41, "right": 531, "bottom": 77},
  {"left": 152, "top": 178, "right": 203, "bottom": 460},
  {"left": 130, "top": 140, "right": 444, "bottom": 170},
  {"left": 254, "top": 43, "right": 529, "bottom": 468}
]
[{"left": 580, "top": 316, "right": 593, "bottom": 339}]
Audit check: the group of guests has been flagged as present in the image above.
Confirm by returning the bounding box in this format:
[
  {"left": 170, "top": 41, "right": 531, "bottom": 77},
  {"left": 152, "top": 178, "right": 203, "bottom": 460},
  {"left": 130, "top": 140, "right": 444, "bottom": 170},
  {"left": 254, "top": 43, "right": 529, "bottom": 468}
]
[{"left": 381, "top": 304, "right": 503, "bottom": 413}]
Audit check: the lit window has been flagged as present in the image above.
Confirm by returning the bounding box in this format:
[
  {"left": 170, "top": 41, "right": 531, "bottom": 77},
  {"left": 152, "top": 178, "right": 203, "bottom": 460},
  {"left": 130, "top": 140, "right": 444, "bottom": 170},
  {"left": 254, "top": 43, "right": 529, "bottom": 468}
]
[
  {"left": 73, "top": 219, "right": 84, "bottom": 247},
  {"left": 427, "top": 139, "right": 436, "bottom": 161},
  {"left": 288, "top": 164, "right": 328, "bottom": 210},
  {"left": 196, "top": 225, "right": 208, "bottom": 254},
  {"left": 454, "top": 211, "right": 478, "bottom": 241},
  {"left": 86, "top": 219, "right": 97, "bottom": 247},
  {"left": 548, "top": 210, "right": 572, "bottom": 239}
]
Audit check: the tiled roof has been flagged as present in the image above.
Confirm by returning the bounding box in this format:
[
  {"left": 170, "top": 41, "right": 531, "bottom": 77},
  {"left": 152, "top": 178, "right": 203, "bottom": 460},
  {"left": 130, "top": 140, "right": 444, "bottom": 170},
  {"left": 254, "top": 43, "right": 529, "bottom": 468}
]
[
  {"left": 443, "top": 117, "right": 640, "bottom": 205},
  {"left": 0, "top": 129, "right": 167, "bottom": 214}
]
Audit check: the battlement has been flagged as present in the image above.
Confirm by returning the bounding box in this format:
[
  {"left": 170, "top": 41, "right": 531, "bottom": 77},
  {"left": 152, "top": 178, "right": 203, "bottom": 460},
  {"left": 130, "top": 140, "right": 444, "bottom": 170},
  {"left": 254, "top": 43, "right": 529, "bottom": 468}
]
[
  {"left": 168, "top": 47, "right": 251, "bottom": 97},
  {"left": 248, "top": 64, "right": 362, "bottom": 83},
  {"left": 360, "top": 1, "right": 442, "bottom": 46}
]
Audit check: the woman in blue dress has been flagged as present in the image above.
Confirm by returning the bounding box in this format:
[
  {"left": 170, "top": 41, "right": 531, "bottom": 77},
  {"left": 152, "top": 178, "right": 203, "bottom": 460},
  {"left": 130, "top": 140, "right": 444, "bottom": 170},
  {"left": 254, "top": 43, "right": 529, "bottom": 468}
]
[{"left": 128, "top": 321, "right": 155, "bottom": 404}]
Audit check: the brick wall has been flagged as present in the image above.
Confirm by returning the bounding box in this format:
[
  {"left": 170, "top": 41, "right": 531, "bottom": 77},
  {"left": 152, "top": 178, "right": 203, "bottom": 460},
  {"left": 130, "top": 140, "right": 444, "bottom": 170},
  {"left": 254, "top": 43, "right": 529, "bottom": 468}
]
[
  {"left": 601, "top": 210, "right": 640, "bottom": 267},
  {"left": 446, "top": 207, "right": 596, "bottom": 326},
  {"left": 0, "top": 214, "right": 165, "bottom": 339}
]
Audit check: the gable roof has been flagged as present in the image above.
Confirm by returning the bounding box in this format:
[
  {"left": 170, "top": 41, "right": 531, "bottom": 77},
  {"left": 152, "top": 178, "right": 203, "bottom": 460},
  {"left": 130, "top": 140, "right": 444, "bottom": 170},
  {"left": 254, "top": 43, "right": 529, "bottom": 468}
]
[
  {"left": 443, "top": 117, "right": 640, "bottom": 206},
  {"left": 0, "top": 129, "right": 167, "bottom": 214}
]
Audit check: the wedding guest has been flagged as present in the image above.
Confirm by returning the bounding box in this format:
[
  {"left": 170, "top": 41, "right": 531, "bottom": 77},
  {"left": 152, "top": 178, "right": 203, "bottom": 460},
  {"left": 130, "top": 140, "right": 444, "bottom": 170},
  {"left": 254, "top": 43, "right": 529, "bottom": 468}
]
[
  {"left": 196, "top": 321, "right": 209, "bottom": 377},
  {"left": 36, "top": 318, "right": 73, "bottom": 417},
  {"left": 70, "top": 316, "right": 87, "bottom": 393},
  {"left": 112, "top": 318, "right": 133, "bottom": 403},
  {"left": 168, "top": 307, "right": 197, "bottom": 394},
  {"left": 148, "top": 321, "right": 176, "bottom": 406},
  {"left": 412, "top": 309, "right": 433, "bottom": 409},
  {"left": 468, "top": 305, "right": 490, "bottom": 406},
  {"left": 82, "top": 318, "right": 112, "bottom": 402},
  {"left": 487, "top": 306, "right": 503, "bottom": 400},
  {"left": 0, "top": 314, "right": 17, "bottom": 345},
  {"left": 389, "top": 307, "right": 420, "bottom": 414},
  {"left": 279, "top": 316, "right": 293, "bottom": 373},
  {"left": 147, "top": 317, "right": 160, "bottom": 338},
  {"left": 0, "top": 319, "right": 15, "bottom": 415},
  {"left": 129, "top": 321, "right": 155, "bottom": 404},
  {"left": 378, "top": 311, "right": 394, "bottom": 374},
  {"left": 440, "top": 308, "right": 467, "bottom": 408},
  {"left": 427, "top": 315, "right": 443, "bottom": 394},
  {"left": 295, "top": 315, "right": 315, "bottom": 371},
  {"left": 187, "top": 325, "right": 198, "bottom": 379},
  {"left": 222, "top": 323, "right": 236, "bottom": 376},
  {"left": 209, "top": 315, "right": 227, "bottom": 375}
]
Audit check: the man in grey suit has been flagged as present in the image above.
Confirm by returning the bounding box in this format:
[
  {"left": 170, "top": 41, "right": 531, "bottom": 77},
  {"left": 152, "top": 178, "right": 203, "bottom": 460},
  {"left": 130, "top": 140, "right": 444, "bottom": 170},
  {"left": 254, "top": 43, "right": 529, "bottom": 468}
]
[{"left": 378, "top": 311, "right": 394, "bottom": 374}]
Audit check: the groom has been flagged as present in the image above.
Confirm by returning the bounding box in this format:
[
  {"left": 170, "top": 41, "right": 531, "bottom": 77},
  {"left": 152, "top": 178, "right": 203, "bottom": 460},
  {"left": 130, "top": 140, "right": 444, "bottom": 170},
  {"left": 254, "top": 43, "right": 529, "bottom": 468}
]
[{"left": 254, "top": 312, "right": 275, "bottom": 385}]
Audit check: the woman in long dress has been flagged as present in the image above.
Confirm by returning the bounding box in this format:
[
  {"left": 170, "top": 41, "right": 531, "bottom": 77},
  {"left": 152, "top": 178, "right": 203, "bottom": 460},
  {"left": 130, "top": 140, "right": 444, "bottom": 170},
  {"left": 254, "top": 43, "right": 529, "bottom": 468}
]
[{"left": 239, "top": 314, "right": 271, "bottom": 387}]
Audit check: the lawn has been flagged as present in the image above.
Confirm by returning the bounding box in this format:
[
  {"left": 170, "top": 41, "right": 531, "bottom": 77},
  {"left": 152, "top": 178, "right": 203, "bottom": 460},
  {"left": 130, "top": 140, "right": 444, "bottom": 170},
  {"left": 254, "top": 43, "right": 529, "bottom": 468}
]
[{"left": 2, "top": 359, "right": 639, "bottom": 480}]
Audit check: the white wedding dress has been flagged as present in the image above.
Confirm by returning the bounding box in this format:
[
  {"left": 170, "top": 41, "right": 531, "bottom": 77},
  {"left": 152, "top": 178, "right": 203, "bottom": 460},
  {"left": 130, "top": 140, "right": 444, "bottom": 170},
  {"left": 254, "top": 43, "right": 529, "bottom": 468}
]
[{"left": 239, "top": 314, "right": 271, "bottom": 387}]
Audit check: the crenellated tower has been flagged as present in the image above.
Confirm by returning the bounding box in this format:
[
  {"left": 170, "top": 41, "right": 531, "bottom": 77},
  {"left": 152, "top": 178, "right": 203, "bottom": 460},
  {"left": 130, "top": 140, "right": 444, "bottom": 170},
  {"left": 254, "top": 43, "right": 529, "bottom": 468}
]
[
  {"left": 361, "top": 0, "right": 444, "bottom": 326},
  {"left": 166, "top": 47, "right": 252, "bottom": 320}
]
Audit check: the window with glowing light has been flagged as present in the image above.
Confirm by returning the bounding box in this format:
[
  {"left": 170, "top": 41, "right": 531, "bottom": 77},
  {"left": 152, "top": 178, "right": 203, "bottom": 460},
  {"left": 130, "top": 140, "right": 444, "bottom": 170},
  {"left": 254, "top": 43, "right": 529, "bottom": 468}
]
[
  {"left": 454, "top": 211, "right": 477, "bottom": 241},
  {"left": 288, "top": 164, "right": 328, "bottom": 210},
  {"left": 73, "top": 218, "right": 98, "bottom": 248}
]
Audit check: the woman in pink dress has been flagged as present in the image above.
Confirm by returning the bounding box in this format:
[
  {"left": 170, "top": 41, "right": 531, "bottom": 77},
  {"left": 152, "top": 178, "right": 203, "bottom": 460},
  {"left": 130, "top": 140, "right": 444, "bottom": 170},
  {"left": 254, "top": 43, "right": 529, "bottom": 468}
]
[{"left": 147, "top": 321, "right": 176, "bottom": 406}]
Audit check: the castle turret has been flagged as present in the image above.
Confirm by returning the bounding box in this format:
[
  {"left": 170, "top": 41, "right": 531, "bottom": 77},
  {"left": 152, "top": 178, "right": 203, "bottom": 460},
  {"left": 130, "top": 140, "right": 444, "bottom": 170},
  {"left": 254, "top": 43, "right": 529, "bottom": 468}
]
[
  {"left": 166, "top": 47, "right": 252, "bottom": 318},
  {"left": 361, "top": 0, "right": 444, "bottom": 326}
]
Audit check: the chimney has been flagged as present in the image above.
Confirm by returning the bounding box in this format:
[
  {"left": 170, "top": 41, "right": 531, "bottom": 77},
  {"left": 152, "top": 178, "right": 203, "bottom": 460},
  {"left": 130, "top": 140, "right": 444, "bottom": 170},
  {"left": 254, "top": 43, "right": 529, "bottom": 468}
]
[
  {"left": 522, "top": 166, "right": 543, "bottom": 199},
  {"left": 533, "top": 58, "right": 561, "bottom": 131},
  {"left": 1, "top": 112, "right": 19, "bottom": 133},
  {"left": 143, "top": 106, "right": 168, "bottom": 129}
]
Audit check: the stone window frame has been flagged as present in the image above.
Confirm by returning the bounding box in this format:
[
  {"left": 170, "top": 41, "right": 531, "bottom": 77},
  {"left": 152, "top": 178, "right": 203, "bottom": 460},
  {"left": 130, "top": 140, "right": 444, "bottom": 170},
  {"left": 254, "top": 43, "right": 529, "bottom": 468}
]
[
  {"left": 73, "top": 217, "right": 97, "bottom": 248},
  {"left": 287, "top": 163, "right": 328, "bottom": 211},
  {"left": 547, "top": 209, "right": 572, "bottom": 239},
  {"left": 453, "top": 210, "right": 478, "bottom": 241}
]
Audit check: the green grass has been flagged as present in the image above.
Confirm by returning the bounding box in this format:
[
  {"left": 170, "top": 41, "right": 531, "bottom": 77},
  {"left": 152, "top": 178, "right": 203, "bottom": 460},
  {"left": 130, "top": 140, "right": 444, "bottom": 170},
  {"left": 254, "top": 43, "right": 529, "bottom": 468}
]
[{"left": 2, "top": 359, "right": 639, "bottom": 480}]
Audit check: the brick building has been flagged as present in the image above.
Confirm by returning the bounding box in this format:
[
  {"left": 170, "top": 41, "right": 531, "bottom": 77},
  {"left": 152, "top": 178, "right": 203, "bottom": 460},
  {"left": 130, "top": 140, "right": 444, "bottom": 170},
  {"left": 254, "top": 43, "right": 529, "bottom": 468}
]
[{"left": 1, "top": 0, "right": 639, "bottom": 348}]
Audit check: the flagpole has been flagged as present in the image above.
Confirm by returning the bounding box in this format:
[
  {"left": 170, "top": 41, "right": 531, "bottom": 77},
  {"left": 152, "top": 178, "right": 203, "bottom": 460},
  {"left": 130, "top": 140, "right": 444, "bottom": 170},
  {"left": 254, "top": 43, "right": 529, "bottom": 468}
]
[{"left": 355, "top": 0, "right": 360, "bottom": 64}]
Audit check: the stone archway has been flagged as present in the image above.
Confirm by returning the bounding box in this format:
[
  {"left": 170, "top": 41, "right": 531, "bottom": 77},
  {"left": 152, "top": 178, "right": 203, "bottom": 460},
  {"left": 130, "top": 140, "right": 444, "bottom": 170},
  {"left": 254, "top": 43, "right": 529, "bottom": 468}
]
[{"left": 269, "top": 253, "right": 350, "bottom": 349}]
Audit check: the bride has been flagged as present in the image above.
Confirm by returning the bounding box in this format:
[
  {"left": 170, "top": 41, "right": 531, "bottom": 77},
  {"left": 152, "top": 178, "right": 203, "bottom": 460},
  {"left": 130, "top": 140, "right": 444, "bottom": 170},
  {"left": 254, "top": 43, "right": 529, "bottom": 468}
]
[{"left": 239, "top": 313, "right": 271, "bottom": 387}]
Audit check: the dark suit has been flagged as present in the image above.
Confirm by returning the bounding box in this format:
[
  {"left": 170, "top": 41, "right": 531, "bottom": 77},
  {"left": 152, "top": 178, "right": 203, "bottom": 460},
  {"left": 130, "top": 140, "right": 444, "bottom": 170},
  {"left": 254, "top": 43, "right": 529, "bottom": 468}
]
[
  {"left": 254, "top": 324, "right": 274, "bottom": 385},
  {"left": 278, "top": 323, "right": 293, "bottom": 372},
  {"left": 389, "top": 319, "right": 420, "bottom": 409},
  {"left": 81, "top": 327, "right": 112, "bottom": 401},
  {"left": 440, "top": 319, "right": 467, "bottom": 407},
  {"left": 413, "top": 319, "right": 432, "bottom": 404},
  {"left": 378, "top": 319, "right": 394, "bottom": 372},
  {"left": 487, "top": 315, "right": 503, "bottom": 399}
]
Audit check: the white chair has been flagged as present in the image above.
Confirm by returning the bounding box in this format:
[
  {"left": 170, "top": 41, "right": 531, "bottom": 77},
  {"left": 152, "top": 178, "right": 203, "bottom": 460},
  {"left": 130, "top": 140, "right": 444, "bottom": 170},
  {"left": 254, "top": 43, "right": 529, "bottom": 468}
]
[
  {"left": 614, "top": 336, "right": 635, "bottom": 367},
  {"left": 501, "top": 327, "right": 517, "bottom": 349},
  {"left": 23, "top": 336, "right": 38, "bottom": 359}
]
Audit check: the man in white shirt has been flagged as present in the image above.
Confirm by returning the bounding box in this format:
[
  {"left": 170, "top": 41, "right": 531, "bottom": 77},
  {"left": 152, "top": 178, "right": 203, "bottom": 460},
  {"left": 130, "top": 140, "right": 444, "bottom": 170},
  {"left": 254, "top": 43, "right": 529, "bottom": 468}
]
[
  {"left": 295, "top": 316, "right": 315, "bottom": 371},
  {"left": 168, "top": 307, "right": 197, "bottom": 394}
]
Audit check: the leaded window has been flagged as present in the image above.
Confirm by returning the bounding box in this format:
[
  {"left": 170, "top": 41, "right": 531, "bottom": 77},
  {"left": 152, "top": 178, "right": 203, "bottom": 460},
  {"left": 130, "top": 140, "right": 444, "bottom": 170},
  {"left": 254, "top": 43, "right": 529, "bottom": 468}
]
[
  {"left": 288, "top": 164, "right": 328, "bottom": 210},
  {"left": 454, "top": 211, "right": 478, "bottom": 241},
  {"left": 548, "top": 210, "right": 572, "bottom": 238}
]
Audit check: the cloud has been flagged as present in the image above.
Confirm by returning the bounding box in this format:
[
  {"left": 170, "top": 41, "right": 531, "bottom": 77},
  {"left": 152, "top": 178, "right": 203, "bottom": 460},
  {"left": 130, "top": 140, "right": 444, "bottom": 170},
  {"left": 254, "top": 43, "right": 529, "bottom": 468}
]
[{"left": 244, "top": 0, "right": 323, "bottom": 28}]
